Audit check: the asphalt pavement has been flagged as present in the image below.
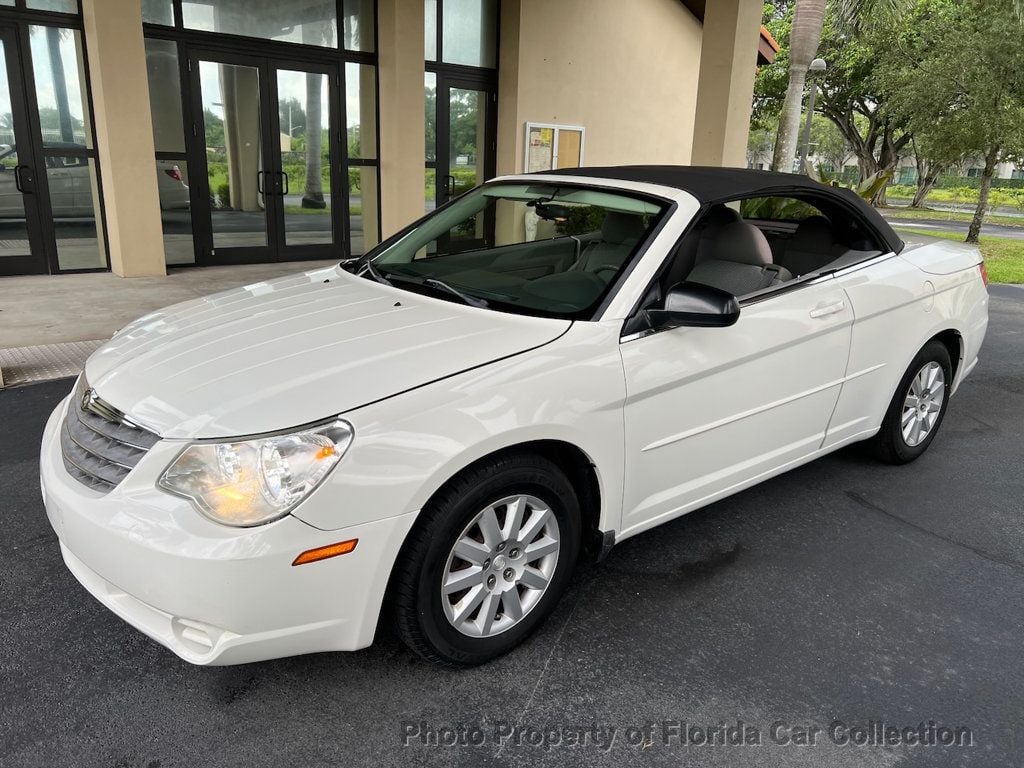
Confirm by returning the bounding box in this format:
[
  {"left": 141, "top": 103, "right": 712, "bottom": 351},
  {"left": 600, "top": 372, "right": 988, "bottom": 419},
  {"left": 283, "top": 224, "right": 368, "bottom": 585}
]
[{"left": 1, "top": 287, "right": 1023, "bottom": 767}]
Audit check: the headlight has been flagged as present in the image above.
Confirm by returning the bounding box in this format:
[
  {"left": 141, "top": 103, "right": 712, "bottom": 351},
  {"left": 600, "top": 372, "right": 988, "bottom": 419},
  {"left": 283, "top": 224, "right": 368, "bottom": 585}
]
[{"left": 157, "top": 419, "right": 353, "bottom": 527}]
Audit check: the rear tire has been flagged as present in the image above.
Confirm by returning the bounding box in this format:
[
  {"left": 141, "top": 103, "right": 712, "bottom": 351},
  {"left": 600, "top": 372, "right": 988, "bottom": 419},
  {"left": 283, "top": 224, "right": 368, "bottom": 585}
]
[
  {"left": 391, "top": 452, "right": 581, "bottom": 666},
  {"left": 867, "top": 340, "right": 952, "bottom": 464}
]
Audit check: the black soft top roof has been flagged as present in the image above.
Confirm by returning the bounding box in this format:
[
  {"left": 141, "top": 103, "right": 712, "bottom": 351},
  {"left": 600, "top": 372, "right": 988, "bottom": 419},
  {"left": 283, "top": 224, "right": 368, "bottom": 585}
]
[{"left": 540, "top": 165, "right": 903, "bottom": 254}]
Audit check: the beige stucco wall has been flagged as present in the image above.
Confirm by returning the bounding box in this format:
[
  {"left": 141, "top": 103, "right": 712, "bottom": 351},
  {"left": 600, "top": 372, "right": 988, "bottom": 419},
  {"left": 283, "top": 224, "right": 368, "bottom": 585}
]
[{"left": 497, "top": 0, "right": 702, "bottom": 176}]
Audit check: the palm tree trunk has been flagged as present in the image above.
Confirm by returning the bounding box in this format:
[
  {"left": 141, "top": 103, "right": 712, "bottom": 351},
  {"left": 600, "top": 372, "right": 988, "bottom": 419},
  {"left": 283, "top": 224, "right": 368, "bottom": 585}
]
[
  {"left": 302, "top": 73, "right": 325, "bottom": 209},
  {"left": 772, "top": 0, "right": 826, "bottom": 172},
  {"left": 967, "top": 144, "right": 1000, "bottom": 244},
  {"left": 46, "top": 26, "right": 74, "bottom": 143}
]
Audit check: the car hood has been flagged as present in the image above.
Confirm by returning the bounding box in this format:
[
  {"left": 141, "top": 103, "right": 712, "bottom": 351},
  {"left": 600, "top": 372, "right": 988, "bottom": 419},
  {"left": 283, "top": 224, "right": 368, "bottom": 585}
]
[{"left": 84, "top": 265, "right": 571, "bottom": 439}]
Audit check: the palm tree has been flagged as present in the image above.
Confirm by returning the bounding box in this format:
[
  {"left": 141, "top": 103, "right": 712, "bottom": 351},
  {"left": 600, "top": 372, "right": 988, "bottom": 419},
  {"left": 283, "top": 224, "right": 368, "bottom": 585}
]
[
  {"left": 771, "top": 0, "right": 1024, "bottom": 173},
  {"left": 771, "top": 0, "right": 827, "bottom": 172}
]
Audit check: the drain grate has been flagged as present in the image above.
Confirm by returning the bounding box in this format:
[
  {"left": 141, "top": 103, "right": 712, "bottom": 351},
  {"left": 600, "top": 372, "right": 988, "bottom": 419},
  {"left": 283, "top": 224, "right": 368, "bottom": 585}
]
[{"left": 0, "top": 340, "right": 105, "bottom": 388}]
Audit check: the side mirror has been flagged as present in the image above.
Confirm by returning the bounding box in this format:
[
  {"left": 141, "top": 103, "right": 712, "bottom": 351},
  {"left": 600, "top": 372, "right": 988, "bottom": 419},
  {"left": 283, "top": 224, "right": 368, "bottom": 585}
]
[{"left": 645, "top": 281, "right": 740, "bottom": 330}]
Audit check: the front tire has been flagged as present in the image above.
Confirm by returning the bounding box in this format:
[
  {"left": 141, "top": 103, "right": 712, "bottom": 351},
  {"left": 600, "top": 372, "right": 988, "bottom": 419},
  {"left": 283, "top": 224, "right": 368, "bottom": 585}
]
[
  {"left": 391, "top": 452, "right": 581, "bottom": 666},
  {"left": 867, "top": 340, "right": 952, "bottom": 464}
]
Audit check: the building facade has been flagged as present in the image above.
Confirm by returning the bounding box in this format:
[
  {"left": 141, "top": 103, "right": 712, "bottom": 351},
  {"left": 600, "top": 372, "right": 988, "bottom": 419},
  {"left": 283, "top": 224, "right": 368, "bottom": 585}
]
[{"left": 0, "top": 0, "right": 763, "bottom": 279}]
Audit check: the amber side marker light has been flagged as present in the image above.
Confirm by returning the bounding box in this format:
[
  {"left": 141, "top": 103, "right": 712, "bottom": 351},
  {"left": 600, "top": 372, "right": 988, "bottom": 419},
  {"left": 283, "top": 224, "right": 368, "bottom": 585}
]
[{"left": 292, "top": 539, "right": 358, "bottom": 566}]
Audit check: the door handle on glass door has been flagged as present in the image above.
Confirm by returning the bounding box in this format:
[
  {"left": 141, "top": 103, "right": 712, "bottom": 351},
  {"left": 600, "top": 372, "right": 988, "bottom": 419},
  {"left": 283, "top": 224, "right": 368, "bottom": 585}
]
[
  {"left": 14, "top": 164, "right": 32, "bottom": 194},
  {"left": 446, "top": 175, "right": 456, "bottom": 197},
  {"left": 256, "top": 170, "right": 265, "bottom": 194},
  {"left": 280, "top": 171, "right": 289, "bottom": 195},
  {"left": 809, "top": 300, "right": 846, "bottom": 318}
]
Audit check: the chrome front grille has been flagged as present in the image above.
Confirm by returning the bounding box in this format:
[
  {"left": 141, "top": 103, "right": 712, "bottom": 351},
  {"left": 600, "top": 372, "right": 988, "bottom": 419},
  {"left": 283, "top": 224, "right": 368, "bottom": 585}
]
[{"left": 60, "top": 377, "right": 160, "bottom": 492}]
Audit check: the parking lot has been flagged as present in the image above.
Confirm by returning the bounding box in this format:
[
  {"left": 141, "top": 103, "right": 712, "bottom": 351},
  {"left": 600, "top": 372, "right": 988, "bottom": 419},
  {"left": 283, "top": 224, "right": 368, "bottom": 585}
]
[{"left": 2, "top": 286, "right": 1022, "bottom": 768}]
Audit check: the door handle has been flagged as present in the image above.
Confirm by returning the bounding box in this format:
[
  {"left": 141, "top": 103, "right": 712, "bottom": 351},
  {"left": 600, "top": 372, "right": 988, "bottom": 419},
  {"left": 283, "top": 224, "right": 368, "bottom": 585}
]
[
  {"left": 809, "top": 300, "right": 846, "bottom": 318},
  {"left": 256, "top": 170, "right": 265, "bottom": 194},
  {"left": 445, "top": 174, "right": 456, "bottom": 197},
  {"left": 279, "top": 170, "right": 289, "bottom": 195},
  {"left": 14, "top": 164, "right": 32, "bottom": 194}
]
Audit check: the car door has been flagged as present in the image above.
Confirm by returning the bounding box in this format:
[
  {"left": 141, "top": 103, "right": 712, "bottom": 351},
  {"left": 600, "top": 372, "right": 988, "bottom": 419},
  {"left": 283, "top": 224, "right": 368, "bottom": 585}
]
[{"left": 618, "top": 276, "right": 853, "bottom": 536}]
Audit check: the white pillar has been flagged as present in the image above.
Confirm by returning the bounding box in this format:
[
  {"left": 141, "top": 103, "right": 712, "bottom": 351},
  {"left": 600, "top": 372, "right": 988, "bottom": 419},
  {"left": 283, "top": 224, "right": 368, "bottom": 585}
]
[
  {"left": 691, "top": 0, "right": 763, "bottom": 167},
  {"left": 82, "top": 0, "right": 166, "bottom": 276}
]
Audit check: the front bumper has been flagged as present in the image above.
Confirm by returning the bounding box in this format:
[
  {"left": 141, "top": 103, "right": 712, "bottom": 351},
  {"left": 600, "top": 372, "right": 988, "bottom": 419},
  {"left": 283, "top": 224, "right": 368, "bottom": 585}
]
[{"left": 40, "top": 396, "right": 416, "bottom": 665}]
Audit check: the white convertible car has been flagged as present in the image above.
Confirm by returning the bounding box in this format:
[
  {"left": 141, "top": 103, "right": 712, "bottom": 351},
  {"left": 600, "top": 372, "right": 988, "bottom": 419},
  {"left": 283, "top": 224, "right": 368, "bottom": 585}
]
[{"left": 40, "top": 167, "right": 989, "bottom": 666}]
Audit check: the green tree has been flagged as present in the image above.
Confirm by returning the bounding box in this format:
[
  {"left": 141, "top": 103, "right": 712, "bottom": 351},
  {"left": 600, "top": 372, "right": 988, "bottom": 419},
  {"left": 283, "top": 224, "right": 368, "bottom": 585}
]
[{"left": 877, "top": 0, "right": 1024, "bottom": 240}]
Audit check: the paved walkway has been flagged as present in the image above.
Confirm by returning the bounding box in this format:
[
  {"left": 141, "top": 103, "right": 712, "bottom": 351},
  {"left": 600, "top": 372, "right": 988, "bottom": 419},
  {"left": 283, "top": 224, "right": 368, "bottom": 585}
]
[{"left": 0, "top": 260, "right": 333, "bottom": 387}]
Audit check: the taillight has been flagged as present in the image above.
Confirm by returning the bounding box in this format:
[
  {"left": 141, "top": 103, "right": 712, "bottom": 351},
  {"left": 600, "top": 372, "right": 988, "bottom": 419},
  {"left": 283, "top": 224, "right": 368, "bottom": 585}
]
[
  {"left": 164, "top": 165, "right": 182, "bottom": 182},
  {"left": 979, "top": 262, "right": 989, "bottom": 286}
]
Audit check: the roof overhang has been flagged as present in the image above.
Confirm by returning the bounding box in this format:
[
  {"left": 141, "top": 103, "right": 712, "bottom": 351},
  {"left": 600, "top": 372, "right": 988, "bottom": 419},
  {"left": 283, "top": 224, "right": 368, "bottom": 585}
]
[{"left": 679, "top": 1, "right": 780, "bottom": 65}]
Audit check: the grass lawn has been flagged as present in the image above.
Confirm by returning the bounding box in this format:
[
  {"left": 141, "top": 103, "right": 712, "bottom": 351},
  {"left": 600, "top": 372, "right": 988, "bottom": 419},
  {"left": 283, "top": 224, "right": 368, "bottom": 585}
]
[
  {"left": 882, "top": 206, "right": 1024, "bottom": 229},
  {"left": 896, "top": 227, "right": 1024, "bottom": 284}
]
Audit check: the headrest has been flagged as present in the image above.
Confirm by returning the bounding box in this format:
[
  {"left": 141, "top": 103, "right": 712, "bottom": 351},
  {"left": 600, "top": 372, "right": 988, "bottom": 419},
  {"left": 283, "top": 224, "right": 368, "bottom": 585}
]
[
  {"left": 601, "top": 212, "right": 645, "bottom": 245},
  {"left": 790, "top": 215, "right": 833, "bottom": 251},
  {"left": 712, "top": 222, "right": 774, "bottom": 266},
  {"left": 700, "top": 204, "right": 742, "bottom": 232}
]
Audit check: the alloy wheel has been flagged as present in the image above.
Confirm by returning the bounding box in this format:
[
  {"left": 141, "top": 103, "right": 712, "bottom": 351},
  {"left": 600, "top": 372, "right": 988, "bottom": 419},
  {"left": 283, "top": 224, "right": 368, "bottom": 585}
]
[
  {"left": 901, "top": 361, "right": 946, "bottom": 447},
  {"left": 441, "top": 494, "right": 560, "bottom": 638}
]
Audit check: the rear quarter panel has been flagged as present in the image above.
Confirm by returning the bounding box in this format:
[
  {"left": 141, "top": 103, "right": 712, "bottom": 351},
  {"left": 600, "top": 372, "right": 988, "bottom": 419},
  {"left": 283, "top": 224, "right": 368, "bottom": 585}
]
[{"left": 823, "top": 244, "right": 988, "bottom": 449}]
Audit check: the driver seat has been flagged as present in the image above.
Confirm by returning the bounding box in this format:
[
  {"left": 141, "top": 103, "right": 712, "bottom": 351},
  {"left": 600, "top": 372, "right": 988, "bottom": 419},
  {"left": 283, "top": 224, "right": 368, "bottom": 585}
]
[
  {"left": 686, "top": 221, "right": 792, "bottom": 297},
  {"left": 576, "top": 212, "right": 645, "bottom": 279}
]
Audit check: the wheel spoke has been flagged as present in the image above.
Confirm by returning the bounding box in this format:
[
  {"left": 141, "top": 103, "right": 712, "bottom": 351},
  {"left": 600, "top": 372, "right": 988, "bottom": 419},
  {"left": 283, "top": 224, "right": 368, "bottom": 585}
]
[
  {"left": 926, "top": 363, "right": 940, "bottom": 390},
  {"left": 502, "top": 496, "right": 526, "bottom": 540},
  {"left": 911, "top": 373, "right": 924, "bottom": 396},
  {"left": 518, "top": 506, "right": 552, "bottom": 545},
  {"left": 475, "top": 591, "right": 501, "bottom": 635},
  {"left": 518, "top": 565, "right": 550, "bottom": 591},
  {"left": 908, "top": 419, "right": 922, "bottom": 446},
  {"left": 444, "top": 566, "right": 483, "bottom": 594},
  {"left": 501, "top": 589, "right": 524, "bottom": 621},
  {"left": 452, "top": 584, "right": 486, "bottom": 625},
  {"left": 902, "top": 407, "right": 917, "bottom": 427},
  {"left": 454, "top": 537, "right": 491, "bottom": 566},
  {"left": 477, "top": 507, "right": 503, "bottom": 549},
  {"left": 931, "top": 380, "right": 945, "bottom": 402},
  {"left": 524, "top": 535, "right": 559, "bottom": 561},
  {"left": 904, "top": 394, "right": 920, "bottom": 409}
]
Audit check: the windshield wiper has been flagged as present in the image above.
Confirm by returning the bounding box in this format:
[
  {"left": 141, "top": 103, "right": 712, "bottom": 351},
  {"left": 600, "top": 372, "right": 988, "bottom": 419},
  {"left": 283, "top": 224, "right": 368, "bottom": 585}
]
[
  {"left": 359, "top": 258, "right": 392, "bottom": 286},
  {"left": 380, "top": 270, "right": 489, "bottom": 308}
]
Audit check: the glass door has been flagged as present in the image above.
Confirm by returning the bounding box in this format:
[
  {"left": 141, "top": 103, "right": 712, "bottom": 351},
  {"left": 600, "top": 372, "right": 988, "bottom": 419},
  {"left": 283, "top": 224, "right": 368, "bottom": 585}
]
[
  {"left": 187, "top": 49, "right": 343, "bottom": 265},
  {"left": 0, "top": 25, "right": 48, "bottom": 276},
  {"left": 429, "top": 72, "right": 496, "bottom": 251}
]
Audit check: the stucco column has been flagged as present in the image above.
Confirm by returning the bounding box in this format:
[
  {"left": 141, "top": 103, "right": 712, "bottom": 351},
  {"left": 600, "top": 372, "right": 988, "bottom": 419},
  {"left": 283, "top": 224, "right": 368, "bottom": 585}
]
[
  {"left": 691, "top": 0, "right": 762, "bottom": 167},
  {"left": 376, "top": 0, "right": 425, "bottom": 238},
  {"left": 82, "top": 0, "right": 166, "bottom": 276}
]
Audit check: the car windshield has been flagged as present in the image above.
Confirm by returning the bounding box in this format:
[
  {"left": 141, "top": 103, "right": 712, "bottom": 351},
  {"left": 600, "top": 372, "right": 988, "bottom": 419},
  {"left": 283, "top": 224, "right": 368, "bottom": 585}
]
[{"left": 361, "top": 182, "right": 667, "bottom": 318}]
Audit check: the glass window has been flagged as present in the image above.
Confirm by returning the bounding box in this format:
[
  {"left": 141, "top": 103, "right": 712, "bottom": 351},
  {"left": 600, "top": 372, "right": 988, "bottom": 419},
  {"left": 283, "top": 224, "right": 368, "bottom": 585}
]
[
  {"left": 182, "top": 0, "right": 338, "bottom": 47},
  {"left": 142, "top": 0, "right": 174, "bottom": 26},
  {"left": 144, "top": 38, "right": 185, "bottom": 153},
  {"left": 345, "top": 62, "right": 376, "bottom": 159},
  {"left": 368, "top": 183, "right": 666, "bottom": 319},
  {"left": 442, "top": 0, "right": 497, "bottom": 67},
  {"left": 156, "top": 160, "right": 195, "bottom": 265},
  {"left": 424, "top": 72, "right": 436, "bottom": 162},
  {"left": 29, "top": 26, "right": 92, "bottom": 149},
  {"left": 48, "top": 155, "right": 107, "bottom": 270},
  {"left": 341, "top": 0, "right": 375, "bottom": 52},
  {"left": 26, "top": 0, "right": 77, "bottom": 13},
  {"left": 424, "top": 0, "right": 437, "bottom": 60},
  {"left": 349, "top": 166, "right": 379, "bottom": 256}
]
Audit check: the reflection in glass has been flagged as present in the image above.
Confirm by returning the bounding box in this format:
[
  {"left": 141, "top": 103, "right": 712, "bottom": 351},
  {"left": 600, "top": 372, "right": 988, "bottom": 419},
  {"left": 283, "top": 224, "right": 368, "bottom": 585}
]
[
  {"left": 49, "top": 156, "right": 107, "bottom": 270},
  {"left": 424, "top": 0, "right": 437, "bottom": 60},
  {"left": 29, "top": 26, "right": 92, "bottom": 149},
  {"left": 341, "top": 0, "right": 375, "bottom": 52},
  {"left": 142, "top": 0, "right": 175, "bottom": 26},
  {"left": 26, "top": 0, "right": 77, "bottom": 12},
  {"left": 156, "top": 159, "right": 195, "bottom": 265},
  {"left": 183, "top": 0, "right": 338, "bottom": 47},
  {"left": 278, "top": 69, "right": 332, "bottom": 247},
  {"left": 350, "top": 166, "right": 378, "bottom": 256},
  {"left": 442, "top": 0, "right": 497, "bottom": 67},
  {"left": 424, "top": 72, "right": 436, "bottom": 162},
  {"left": 144, "top": 38, "right": 185, "bottom": 153},
  {"left": 199, "top": 60, "right": 267, "bottom": 249},
  {"left": 0, "top": 38, "right": 32, "bottom": 261},
  {"left": 346, "top": 62, "right": 376, "bottom": 159},
  {"left": 449, "top": 87, "right": 485, "bottom": 195}
]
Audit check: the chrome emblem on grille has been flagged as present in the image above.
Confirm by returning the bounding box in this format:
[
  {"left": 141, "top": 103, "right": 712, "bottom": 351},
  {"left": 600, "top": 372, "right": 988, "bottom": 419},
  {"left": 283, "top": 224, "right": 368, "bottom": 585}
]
[
  {"left": 79, "top": 386, "right": 124, "bottom": 424},
  {"left": 80, "top": 387, "right": 97, "bottom": 412}
]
